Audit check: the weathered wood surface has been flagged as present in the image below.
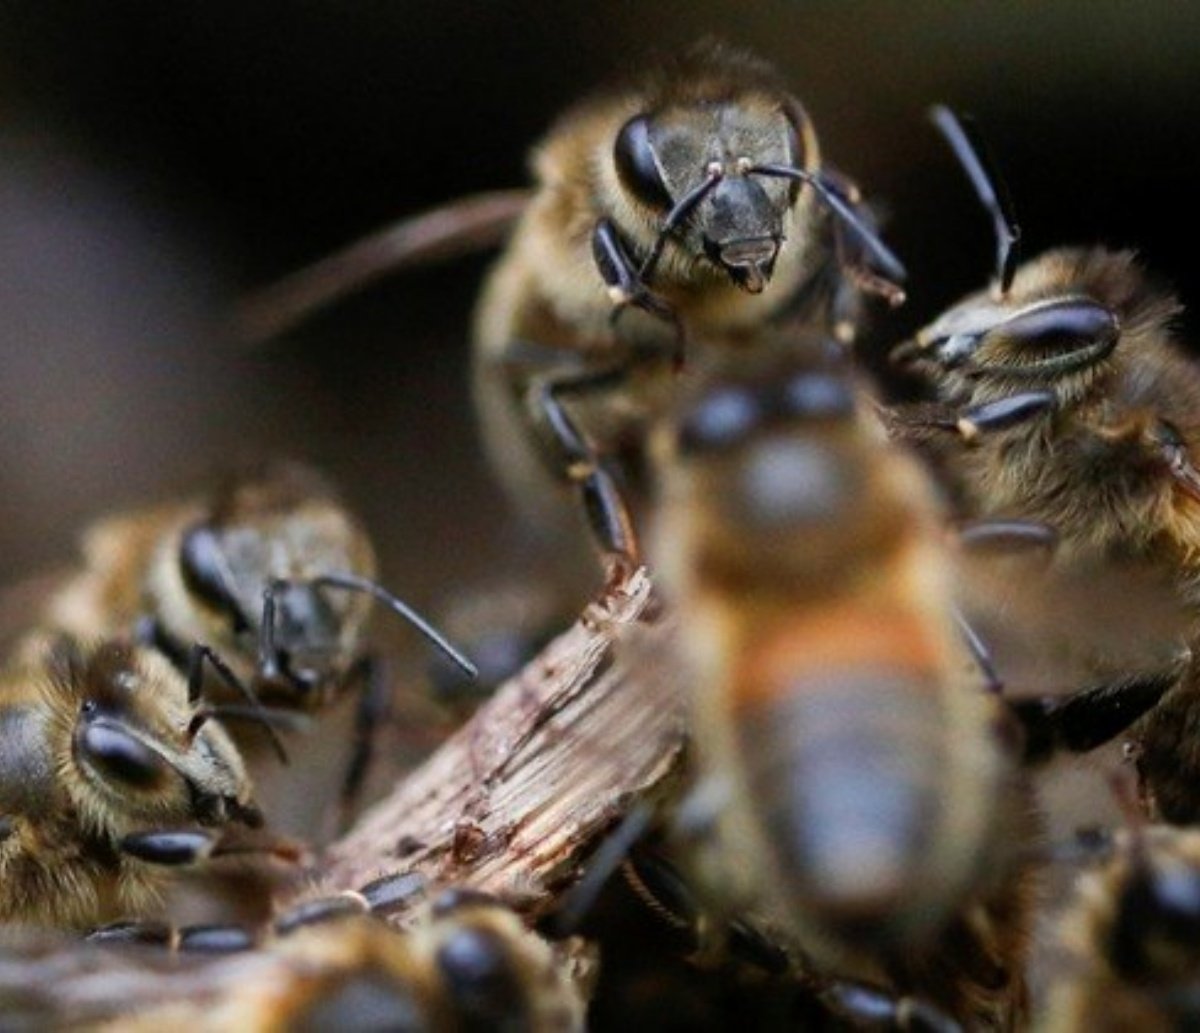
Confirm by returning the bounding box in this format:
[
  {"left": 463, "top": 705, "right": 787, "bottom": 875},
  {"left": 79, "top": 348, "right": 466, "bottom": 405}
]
[{"left": 318, "top": 567, "right": 688, "bottom": 919}]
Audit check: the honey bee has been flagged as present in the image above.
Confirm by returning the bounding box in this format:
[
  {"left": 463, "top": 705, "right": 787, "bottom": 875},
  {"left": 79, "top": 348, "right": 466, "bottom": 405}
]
[
  {"left": 0, "top": 884, "right": 591, "bottom": 1031},
  {"left": 32, "top": 460, "right": 475, "bottom": 815},
  {"left": 239, "top": 43, "right": 905, "bottom": 585},
  {"left": 633, "top": 335, "right": 1180, "bottom": 1028},
  {"left": 890, "top": 108, "right": 1200, "bottom": 823},
  {"left": 0, "top": 635, "right": 277, "bottom": 929},
  {"left": 644, "top": 341, "right": 1035, "bottom": 1027},
  {"left": 1042, "top": 823, "right": 1200, "bottom": 1032},
  {"left": 472, "top": 41, "right": 905, "bottom": 580}
]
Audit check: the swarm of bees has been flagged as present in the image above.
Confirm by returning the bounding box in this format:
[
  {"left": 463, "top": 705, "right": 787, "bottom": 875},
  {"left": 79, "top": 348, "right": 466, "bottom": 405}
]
[{"left": 6, "top": 37, "right": 1200, "bottom": 1032}]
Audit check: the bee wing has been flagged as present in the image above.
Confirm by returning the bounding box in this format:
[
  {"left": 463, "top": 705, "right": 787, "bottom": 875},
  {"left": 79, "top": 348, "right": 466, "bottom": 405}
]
[{"left": 234, "top": 188, "right": 531, "bottom": 345}]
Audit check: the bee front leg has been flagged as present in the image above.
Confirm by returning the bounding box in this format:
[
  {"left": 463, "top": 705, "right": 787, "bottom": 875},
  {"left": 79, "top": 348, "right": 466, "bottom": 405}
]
[
  {"left": 592, "top": 219, "right": 685, "bottom": 365},
  {"left": 819, "top": 168, "right": 907, "bottom": 309},
  {"left": 529, "top": 368, "right": 641, "bottom": 579},
  {"left": 118, "top": 829, "right": 221, "bottom": 866},
  {"left": 271, "top": 892, "right": 369, "bottom": 936},
  {"left": 87, "top": 920, "right": 175, "bottom": 946},
  {"left": 333, "top": 652, "right": 391, "bottom": 833},
  {"left": 88, "top": 920, "right": 259, "bottom": 956},
  {"left": 119, "top": 828, "right": 302, "bottom": 867},
  {"left": 896, "top": 391, "right": 1058, "bottom": 444}
]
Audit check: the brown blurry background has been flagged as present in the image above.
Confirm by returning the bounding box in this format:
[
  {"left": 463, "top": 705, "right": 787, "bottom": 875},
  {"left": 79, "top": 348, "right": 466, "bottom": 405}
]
[{"left": 0, "top": 1, "right": 1198, "bottom": 603}]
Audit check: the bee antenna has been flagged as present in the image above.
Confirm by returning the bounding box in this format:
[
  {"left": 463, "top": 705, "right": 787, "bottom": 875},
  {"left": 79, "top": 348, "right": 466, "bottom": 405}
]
[
  {"left": 313, "top": 572, "right": 478, "bottom": 679},
  {"left": 187, "top": 705, "right": 314, "bottom": 744},
  {"left": 186, "top": 643, "right": 290, "bottom": 765},
  {"left": 928, "top": 105, "right": 1021, "bottom": 295},
  {"left": 639, "top": 169, "right": 724, "bottom": 285},
  {"left": 747, "top": 164, "right": 907, "bottom": 287}
]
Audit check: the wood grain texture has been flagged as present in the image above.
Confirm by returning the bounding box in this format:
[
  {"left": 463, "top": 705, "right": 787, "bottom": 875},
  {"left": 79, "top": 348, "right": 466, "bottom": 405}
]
[{"left": 316, "top": 566, "right": 688, "bottom": 921}]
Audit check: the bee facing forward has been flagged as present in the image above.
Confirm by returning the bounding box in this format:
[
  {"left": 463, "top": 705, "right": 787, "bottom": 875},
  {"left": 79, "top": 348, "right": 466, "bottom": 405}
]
[
  {"left": 34, "top": 461, "right": 475, "bottom": 814},
  {"left": 474, "top": 42, "right": 905, "bottom": 580},
  {"left": 238, "top": 43, "right": 904, "bottom": 585},
  {"left": 0, "top": 637, "right": 268, "bottom": 928}
]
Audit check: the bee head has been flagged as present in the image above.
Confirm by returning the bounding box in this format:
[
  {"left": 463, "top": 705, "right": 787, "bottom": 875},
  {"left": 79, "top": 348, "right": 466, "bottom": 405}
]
[
  {"left": 55, "top": 639, "right": 259, "bottom": 832},
  {"left": 168, "top": 462, "right": 377, "bottom": 696}
]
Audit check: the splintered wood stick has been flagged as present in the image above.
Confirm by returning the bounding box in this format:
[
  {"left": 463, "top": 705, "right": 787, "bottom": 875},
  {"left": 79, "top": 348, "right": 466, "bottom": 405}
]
[{"left": 316, "top": 567, "right": 688, "bottom": 921}]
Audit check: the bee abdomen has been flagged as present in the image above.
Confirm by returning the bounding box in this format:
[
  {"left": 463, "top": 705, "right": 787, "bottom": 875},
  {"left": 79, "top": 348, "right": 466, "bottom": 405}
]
[{"left": 735, "top": 672, "right": 981, "bottom": 950}]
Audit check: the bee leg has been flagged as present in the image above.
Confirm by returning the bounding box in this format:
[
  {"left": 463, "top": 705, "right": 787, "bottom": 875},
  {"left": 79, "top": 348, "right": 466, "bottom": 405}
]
[
  {"left": 879, "top": 392, "right": 1055, "bottom": 445},
  {"left": 86, "top": 921, "right": 176, "bottom": 947},
  {"left": 118, "top": 828, "right": 221, "bottom": 866},
  {"left": 542, "top": 800, "right": 656, "bottom": 936},
  {"left": 271, "top": 892, "right": 369, "bottom": 937},
  {"left": 950, "top": 606, "right": 1003, "bottom": 694},
  {"left": 532, "top": 370, "right": 642, "bottom": 575},
  {"left": 819, "top": 978, "right": 962, "bottom": 1033},
  {"left": 186, "top": 642, "right": 289, "bottom": 764},
  {"left": 950, "top": 391, "right": 1057, "bottom": 441},
  {"left": 358, "top": 870, "right": 428, "bottom": 917},
  {"left": 621, "top": 847, "right": 791, "bottom": 975},
  {"left": 592, "top": 219, "right": 685, "bottom": 365},
  {"left": 1009, "top": 661, "right": 1183, "bottom": 765},
  {"left": 819, "top": 169, "right": 907, "bottom": 308},
  {"left": 333, "top": 652, "right": 391, "bottom": 833},
  {"left": 176, "top": 924, "right": 257, "bottom": 953}
]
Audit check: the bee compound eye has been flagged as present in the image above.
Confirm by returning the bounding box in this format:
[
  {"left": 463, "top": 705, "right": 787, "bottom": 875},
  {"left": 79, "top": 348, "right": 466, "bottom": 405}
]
[
  {"left": 614, "top": 114, "right": 674, "bottom": 212},
  {"left": 77, "top": 719, "right": 169, "bottom": 790},
  {"left": 436, "top": 927, "right": 526, "bottom": 1024},
  {"left": 178, "top": 524, "right": 248, "bottom": 630},
  {"left": 677, "top": 384, "right": 762, "bottom": 455}
]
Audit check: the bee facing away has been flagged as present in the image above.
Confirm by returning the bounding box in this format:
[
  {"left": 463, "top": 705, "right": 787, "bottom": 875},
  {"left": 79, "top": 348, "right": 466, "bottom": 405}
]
[
  {"left": 645, "top": 341, "right": 1037, "bottom": 1028},
  {"left": 473, "top": 42, "right": 905, "bottom": 581},
  {"left": 0, "top": 636, "right": 269, "bottom": 928},
  {"left": 0, "top": 887, "right": 591, "bottom": 1031},
  {"left": 1043, "top": 823, "right": 1200, "bottom": 1032},
  {"left": 890, "top": 109, "right": 1200, "bottom": 823},
  {"left": 35, "top": 460, "right": 475, "bottom": 815}
]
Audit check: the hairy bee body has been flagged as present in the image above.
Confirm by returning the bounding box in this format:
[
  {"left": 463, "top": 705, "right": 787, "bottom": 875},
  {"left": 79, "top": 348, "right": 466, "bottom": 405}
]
[
  {"left": 900, "top": 245, "right": 1200, "bottom": 823},
  {"left": 649, "top": 345, "right": 1033, "bottom": 1027},
  {"left": 35, "top": 461, "right": 377, "bottom": 711},
  {"left": 1042, "top": 826, "right": 1200, "bottom": 1033},
  {"left": 472, "top": 43, "right": 895, "bottom": 571},
  {"left": 906, "top": 248, "right": 1200, "bottom": 583},
  {"left": 0, "top": 638, "right": 260, "bottom": 928},
  {"left": 0, "top": 891, "right": 590, "bottom": 1031}
]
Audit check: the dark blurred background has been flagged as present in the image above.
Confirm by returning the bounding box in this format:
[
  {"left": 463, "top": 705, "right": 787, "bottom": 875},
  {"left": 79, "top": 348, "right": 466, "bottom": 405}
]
[{"left": 1, "top": 0, "right": 1198, "bottom": 604}]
